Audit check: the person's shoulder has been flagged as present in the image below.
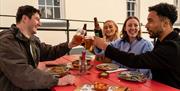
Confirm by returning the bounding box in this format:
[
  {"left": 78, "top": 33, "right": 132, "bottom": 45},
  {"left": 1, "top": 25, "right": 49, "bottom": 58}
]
[
  {"left": 139, "top": 38, "right": 154, "bottom": 48},
  {"left": 140, "top": 38, "right": 153, "bottom": 44},
  {"left": 110, "top": 38, "right": 124, "bottom": 45},
  {"left": 164, "top": 37, "right": 180, "bottom": 46},
  {"left": 0, "top": 29, "right": 14, "bottom": 40},
  {"left": 164, "top": 31, "right": 180, "bottom": 44},
  {"left": 112, "top": 38, "right": 124, "bottom": 43},
  {"left": 0, "top": 30, "right": 17, "bottom": 47}
]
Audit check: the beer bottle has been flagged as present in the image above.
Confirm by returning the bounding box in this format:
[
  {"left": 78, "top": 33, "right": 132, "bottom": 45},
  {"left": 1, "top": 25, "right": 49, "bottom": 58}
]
[
  {"left": 81, "top": 24, "right": 87, "bottom": 46},
  {"left": 83, "top": 23, "right": 87, "bottom": 36},
  {"left": 94, "top": 17, "right": 103, "bottom": 38},
  {"left": 94, "top": 17, "right": 103, "bottom": 52}
]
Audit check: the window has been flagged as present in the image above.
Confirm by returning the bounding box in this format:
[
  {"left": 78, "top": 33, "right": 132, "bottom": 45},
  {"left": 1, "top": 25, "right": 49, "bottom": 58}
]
[
  {"left": 174, "top": 0, "right": 180, "bottom": 24},
  {"left": 38, "top": 0, "right": 66, "bottom": 28},
  {"left": 174, "top": 0, "right": 178, "bottom": 7},
  {"left": 127, "top": 0, "right": 136, "bottom": 17},
  {"left": 38, "top": 0, "right": 64, "bottom": 19}
]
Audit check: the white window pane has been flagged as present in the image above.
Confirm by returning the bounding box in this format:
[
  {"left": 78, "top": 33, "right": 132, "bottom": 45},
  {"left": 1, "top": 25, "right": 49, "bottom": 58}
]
[
  {"left": 54, "top": 0, "right": 60, "bottom": 6},
  {"left": 131, "top": 3, "right": 135, "bottom": 10},
  {"left": 39, "top": 6, "right": 46, "bottom": 18},
  {"left": 39, "top": 0, "right": 45, "bottom": 5},
  {"left": 127, "top": 0, "right": 136, "bottom": 17},
  {"left": 130, "top": 11, "right": 134, "bottom": 16},
  {"left": 128, "top": 12, "right": 131, "bottom": 17},
  {"left": 47, "top": 7, "right": 53, "bottom": 18},
  {"left": 38, "top": 0, "right": 64, "bottom": 19},
  {"left": 47, "top": 0, "right": 53, "bottom": 5},
  {"left": 54, "top": 7, "right": 60, "bottom": 18},
  {"left": 128, "top": 2, "right": 130, "bottom": 10}
]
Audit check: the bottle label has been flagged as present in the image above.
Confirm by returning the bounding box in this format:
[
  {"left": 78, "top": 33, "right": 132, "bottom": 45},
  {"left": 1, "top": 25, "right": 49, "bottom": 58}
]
[
  {"left": 79, "top": 49, "right": 87, "bottom": 74},
  {"left": 95, "top": 33, "right": 100, "bottom": 37},
  {"left": 95, "top": 29, "right": 103, "bottom": 38}
]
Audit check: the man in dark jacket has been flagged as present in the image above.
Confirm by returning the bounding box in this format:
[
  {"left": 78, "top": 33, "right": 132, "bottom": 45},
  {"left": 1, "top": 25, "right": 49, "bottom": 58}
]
[
  {"left": 0, "top": 5, "right": 82, "bottom": 91},
  {"left": 94, "top": 3, "right": 180, "bottom": 89}
]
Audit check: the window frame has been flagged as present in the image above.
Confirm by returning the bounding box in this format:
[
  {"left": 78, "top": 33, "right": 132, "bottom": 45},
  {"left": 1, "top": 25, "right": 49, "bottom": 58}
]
[
  {"left": 38, "top": 0, "right": 65, "bottom": 19},
  {"left": 174, "top": 0, "right": 180, "bottom": 25},
  {"left": 38, "top": 0, "right": 67, "bottom": 28},
  {"left": 174, "top": 0, "right": 179, "bottom": 7},
  {"left": 127, "top": 0, "right": 136, "bottom": 17}
]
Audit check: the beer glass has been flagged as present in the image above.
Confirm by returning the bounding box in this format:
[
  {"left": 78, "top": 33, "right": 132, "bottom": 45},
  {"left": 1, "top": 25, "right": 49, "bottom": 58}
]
[
  {"left": 74, "top": 28, "right": 86, "bottom": 44},
  {"left": 84, "top": 36, "right": 94, "bottom": 52}
]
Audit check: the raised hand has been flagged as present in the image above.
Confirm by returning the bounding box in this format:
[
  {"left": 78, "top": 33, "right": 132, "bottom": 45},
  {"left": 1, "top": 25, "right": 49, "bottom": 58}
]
[{"left": 93, "top": 36, "right": 108, "bottom": 50}]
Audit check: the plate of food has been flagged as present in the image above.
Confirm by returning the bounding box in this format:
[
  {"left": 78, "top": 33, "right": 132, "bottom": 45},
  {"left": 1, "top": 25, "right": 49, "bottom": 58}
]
[
  {"left": 118, "top": 71, "right": 147, "bottom": 82},
  {"left": 98, "top": 71, "right": 109, "bottom": 78},
  {"left": 46, "top": 64, "right": 69, "bottom": 77},
  {"left": 75, "top": 81, "right": 131, "bottom": 91},
  {"left": 96, "top": 63, "right": 119, "bottom": 71}
]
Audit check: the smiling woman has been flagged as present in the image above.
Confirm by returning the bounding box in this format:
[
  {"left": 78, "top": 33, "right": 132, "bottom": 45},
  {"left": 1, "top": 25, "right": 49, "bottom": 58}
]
[{"left": 105, "top": 16, "right": 154, "bottom": 79}]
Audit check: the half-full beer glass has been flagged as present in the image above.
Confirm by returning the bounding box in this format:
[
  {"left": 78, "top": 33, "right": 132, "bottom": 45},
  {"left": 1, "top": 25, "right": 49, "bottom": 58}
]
[
  {"left": 74, "top": 28, "right": 86, "bottom": 44},
  {"left": 84, "top": 36, "right": 94, "bottom": 52}
]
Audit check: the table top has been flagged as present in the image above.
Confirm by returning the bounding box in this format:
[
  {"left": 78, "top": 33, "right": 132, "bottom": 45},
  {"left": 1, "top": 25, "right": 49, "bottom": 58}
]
[{"left": 38, "top": 55, "right": 180, "bottom": 91}]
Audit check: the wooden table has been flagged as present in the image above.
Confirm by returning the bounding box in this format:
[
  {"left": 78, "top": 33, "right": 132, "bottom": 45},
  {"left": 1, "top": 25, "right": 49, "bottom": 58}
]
[{"left": 38, "top": 55, "right": 180, "bottom": 91}]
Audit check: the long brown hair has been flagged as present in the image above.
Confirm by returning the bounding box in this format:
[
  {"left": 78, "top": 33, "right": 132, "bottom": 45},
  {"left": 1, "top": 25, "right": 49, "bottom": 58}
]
[{"left": 120, "top": 16, "right": 141, "bottom": 42}]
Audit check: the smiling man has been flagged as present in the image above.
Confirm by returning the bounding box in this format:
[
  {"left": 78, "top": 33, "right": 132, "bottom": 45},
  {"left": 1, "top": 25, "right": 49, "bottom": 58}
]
[
  {"left": 93, "top": 3, "right": 180, "bottom": 89},
  {"left": 0, "top": 5, "right": 82, "bottom": 91}
]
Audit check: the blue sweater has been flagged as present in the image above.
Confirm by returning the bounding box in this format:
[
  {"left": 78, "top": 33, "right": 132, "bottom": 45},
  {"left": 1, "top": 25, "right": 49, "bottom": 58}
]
[
  {"left": 112, "top": 38, "right": 153, "bottom": 78},
  {"left": 95, "top": 38, "right": 153, "bottom": 78}
]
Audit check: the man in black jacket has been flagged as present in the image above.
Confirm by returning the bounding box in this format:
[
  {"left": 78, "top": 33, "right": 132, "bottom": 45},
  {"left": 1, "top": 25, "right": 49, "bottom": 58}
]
[{"left": 94, "top": 3, "right": 180, "bottom": 89}]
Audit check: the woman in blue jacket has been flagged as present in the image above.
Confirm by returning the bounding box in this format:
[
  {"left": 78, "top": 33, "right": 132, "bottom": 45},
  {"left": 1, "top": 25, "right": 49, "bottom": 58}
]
[{"left": 95, "top": 16, "right": 153, "bottom": 78}]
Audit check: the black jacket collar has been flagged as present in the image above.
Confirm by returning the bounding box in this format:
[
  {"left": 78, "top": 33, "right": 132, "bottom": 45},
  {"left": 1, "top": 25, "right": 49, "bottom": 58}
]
[
  {"left": 10, "top": 24, "right": 39, "bottom": 42},
  {"left": 155, "top": 31, "right": 179, "bottom": 46}
]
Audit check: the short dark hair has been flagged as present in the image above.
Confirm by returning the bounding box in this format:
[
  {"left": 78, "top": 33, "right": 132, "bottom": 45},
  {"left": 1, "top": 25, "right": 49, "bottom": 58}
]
[
  {"left": 148, "top": 3, "right": 177, "bottom": 25},
  {"left": 121, "top": 16, "right": 142, "bottom": 42},
  {"left": 16, "top": 5, "right": 41, "bottom": 23}
]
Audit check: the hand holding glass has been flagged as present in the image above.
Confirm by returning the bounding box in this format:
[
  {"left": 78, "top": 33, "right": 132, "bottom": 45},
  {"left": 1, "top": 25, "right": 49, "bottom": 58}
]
[{"left": 74, "top": 28, "right": 86, "bottom": 44}]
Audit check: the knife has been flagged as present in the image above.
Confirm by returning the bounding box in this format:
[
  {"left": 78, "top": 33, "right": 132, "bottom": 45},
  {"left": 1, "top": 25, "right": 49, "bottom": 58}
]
[{"left": 106, "top": 68, "right": 127, "bottom": 73}]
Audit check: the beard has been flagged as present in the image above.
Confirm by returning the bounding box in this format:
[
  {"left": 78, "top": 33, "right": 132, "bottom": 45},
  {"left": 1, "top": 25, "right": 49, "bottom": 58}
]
[
  {"left": 28, "top": 26, "right": 37, "bottom": 35},
  {"left": 148, "top": 27, "right": 163, "bottom": 38}
]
